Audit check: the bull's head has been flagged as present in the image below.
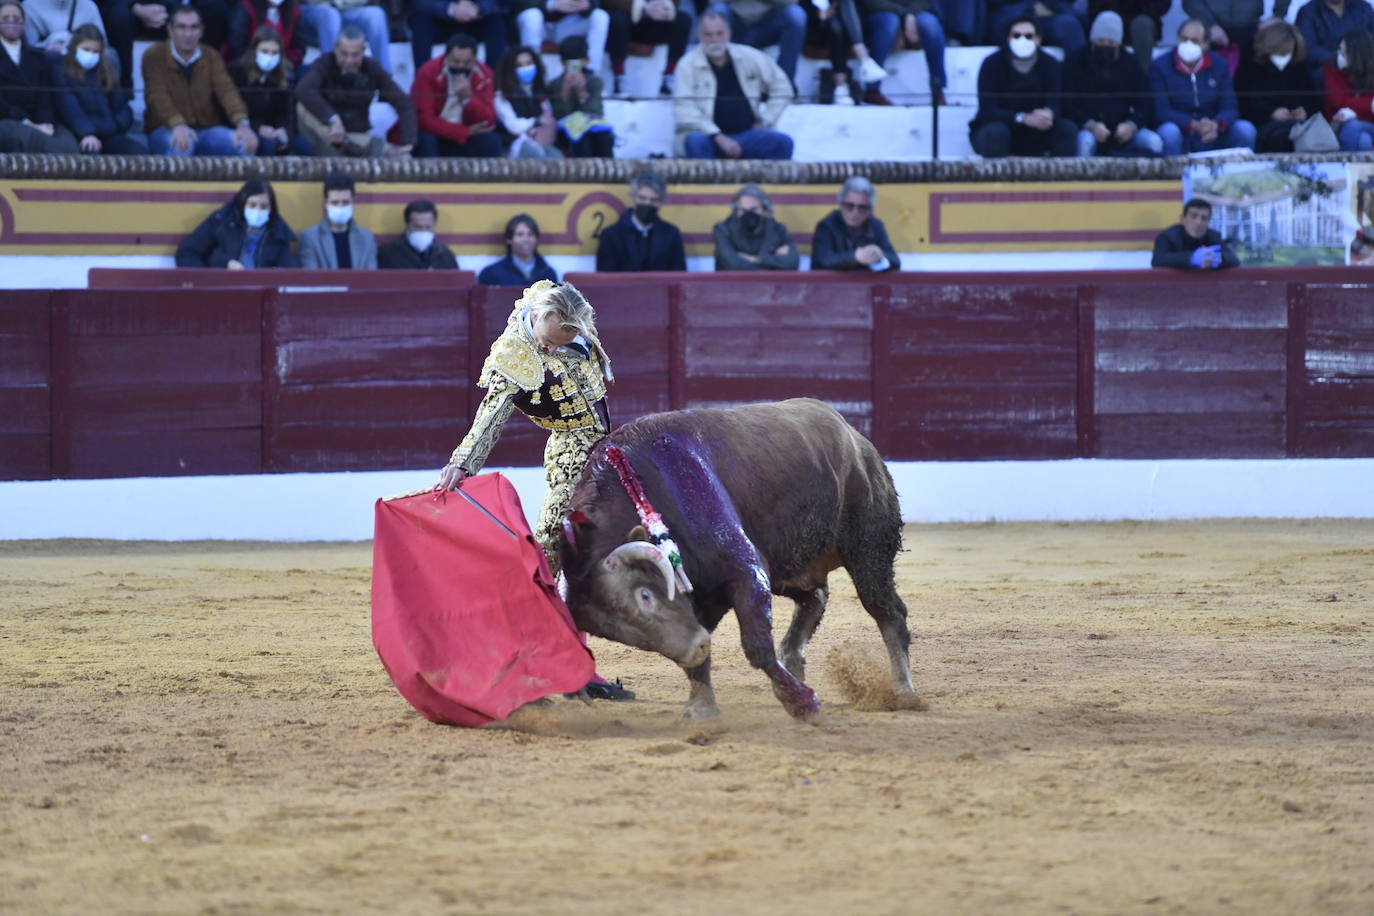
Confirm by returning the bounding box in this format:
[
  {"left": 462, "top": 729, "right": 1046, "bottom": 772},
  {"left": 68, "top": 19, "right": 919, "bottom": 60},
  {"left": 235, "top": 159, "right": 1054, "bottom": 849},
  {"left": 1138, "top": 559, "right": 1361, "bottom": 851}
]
[{"left": 561, "top": 518, "right": 710, "bottom": 670}]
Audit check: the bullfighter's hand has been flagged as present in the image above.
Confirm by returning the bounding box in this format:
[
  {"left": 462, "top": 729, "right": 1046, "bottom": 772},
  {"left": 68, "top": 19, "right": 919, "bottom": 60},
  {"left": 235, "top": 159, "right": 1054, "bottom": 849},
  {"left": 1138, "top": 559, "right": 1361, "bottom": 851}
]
[{"left": 436, "top": 464, "right": 468, "bottom": 491}]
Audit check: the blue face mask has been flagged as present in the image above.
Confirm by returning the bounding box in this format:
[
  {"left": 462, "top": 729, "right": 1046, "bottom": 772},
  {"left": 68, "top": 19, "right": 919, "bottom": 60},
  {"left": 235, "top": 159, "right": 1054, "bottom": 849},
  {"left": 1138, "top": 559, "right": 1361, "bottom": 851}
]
[
  {"left": 516, "top": 63, "right": 537, "bottom": 84},
  {"left": 244, "top": 207, "right": 270, "bottom": 229}
]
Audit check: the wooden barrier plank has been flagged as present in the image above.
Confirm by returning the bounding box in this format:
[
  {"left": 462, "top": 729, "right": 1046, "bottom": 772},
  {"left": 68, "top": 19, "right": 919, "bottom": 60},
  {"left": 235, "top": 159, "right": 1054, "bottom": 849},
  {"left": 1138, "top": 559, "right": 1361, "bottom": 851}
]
[
  {"left": 0, "top": 291, "right": 51, "bottom": 480},
  {"left": 88, "top": 268, "right": 475, "bottom": 290},
  {"left": 1298, "top": 283, "right": 1374, "bottom": 456},
  {"left": 67, "top": 429, "right": 262, "bottom": 478}
]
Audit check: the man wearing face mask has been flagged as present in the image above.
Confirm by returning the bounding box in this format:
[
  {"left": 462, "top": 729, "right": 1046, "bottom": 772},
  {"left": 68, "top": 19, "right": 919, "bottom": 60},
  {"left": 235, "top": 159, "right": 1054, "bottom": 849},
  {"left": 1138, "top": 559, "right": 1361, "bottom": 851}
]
[
  {"left": 296, "top": 25, "right": 417, "bottom": 157},
  {"left": 1064, "top": 12, "right": 1163, "bottom": 157},
  {"left": 712, "top": 183, "right": 800, "bottom": 271},
  {"left": 299, "top": 173, "right": 379, "bottom": 270},
  {"left": 595, "top": 172, "right": 687, "bottom": 272},
  {"left": 987, "top": 1, "right": 1086, "bottom": 55},
  {"left": 0, "top": 0, "right": 82, "bottom": 153},
  {"left": 1296, "top": 0, "right": 1374, "bottom": 73},
  {"left": 672, "top": 10, "right": 795, "bottom": 160},
  {"left": 379, "top": 200, "right": 461, "bottom": 271},
  {"left": 1182, "top": 0, "right": 1290, "bottom": 68},
  {"left": 969, "top": 18, "right": 1078, "bottom": 158},
  {"left": 1148, "top": 17, "right": 1256, "bottom": 155},
  {"left": 413, "top": 33, "right": 502, "bottom": 158}
]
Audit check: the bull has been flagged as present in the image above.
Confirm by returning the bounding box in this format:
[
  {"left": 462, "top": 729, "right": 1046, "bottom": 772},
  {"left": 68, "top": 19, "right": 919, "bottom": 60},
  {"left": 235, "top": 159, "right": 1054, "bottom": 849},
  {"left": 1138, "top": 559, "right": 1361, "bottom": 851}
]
[{"left": 559, "top": 398, "right": 915, "bottom": 721}]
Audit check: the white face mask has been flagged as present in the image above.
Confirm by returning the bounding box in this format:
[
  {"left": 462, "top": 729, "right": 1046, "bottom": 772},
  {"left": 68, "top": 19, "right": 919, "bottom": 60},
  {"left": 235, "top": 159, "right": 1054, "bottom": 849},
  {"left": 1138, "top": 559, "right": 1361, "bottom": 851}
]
[
  {"left": 256, "top": 51, "right": 280, "bottom": 71},
  {"left": 327, "top": 204, "right": 353, "bottom": 225},
  {"left": 407, "top": 230, "right": 434, "bottom": 252},
  {"left": 1177, "top": 40, "right": 1203, "bottom": 64},
  {"left": 244, "top": 207, "right": 270, "bottom": 229},
  {"left": 1009, "top": 36, "right": 1037, "bottom": 59},
  {"left": 1270, "top": 52, "right": 1292, "bottom": 71},
  {"left": 74, "top": 48, "right": 101, "bottom": 70},
  {"left": 1338, "top": 51, "right": 1349, "bottom": 71}
]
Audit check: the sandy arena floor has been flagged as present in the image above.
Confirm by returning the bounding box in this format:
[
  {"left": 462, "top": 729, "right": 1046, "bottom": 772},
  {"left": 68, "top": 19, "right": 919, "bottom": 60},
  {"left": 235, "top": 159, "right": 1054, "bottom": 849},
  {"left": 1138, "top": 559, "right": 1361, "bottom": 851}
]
[{"left": 1, "top": 519, "right": 1372, "bottom": 915}]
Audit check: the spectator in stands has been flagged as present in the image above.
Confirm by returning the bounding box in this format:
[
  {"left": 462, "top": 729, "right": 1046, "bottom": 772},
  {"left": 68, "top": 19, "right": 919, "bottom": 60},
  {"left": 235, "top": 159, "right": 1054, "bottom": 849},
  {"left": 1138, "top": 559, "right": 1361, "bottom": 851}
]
[
  {"left": 969, "top": 17, "right": 1077, "bottom": 158},
  {"left": 413, "top": 33, "right": 503, "bottom": 157},
  {"left": 549, "top": 35, "right": 615, "bottom": 156},
  {"left": 595, "top": 171, "right": 686, "bottom": 271},
  {"left": 228, "top": 0, "right": 306, "bottom": 67},
  {"left": 807, "top": 0, "right": 868, "bottom": 105},
  {"left": 937, "top": 0, "right": 982, "bottom": 47},
  {"left": 514, "top": 0, "right": 609, "bottom": 76},
  {"left": 987, "top": 1, "right": 1086, "bottom": 55},
  {"left": 176, "top": 178, "right": 299, "bottom": 268},
  {"left": 23, "top": 0, "right": 106, "bottom": 54},
  {"left": 713, "top": 183, "right": 799, "bottom": 270},
  {"left": 0, "top": 0, "right": 82, "bottom": 154},
  {"left": 379, "top": 199, "right": 461, "bottom": 270},
  {"left": 1236, "top": 20, "right": 1322, "bottom": 153},
  {"left": 298, "top": 0, "right": 392, "bottom": 74},
  {"left": 811, "top": 176, "right": 899, "bottom": 271},
  {"left": 1089, "top": 1, "right": 1169, "bottom": 74},
  {"left": 1296, "top": 0, "right": 1374, "bottom": 73},
  {"left": 299, "top": 172, "right": 379, "bottom": 269},
  {"left": 1148, "top": 17, "right": 1256, "bottom": 154},
  {"left": 105, "top": 0, "right": 232, "bottom": 92},
  {"left": 494, "top": 45, "right": 564, "bottom": 157},
  {"left": 1182, "top": 0, "right": 1286, "bottom": 72},
  {"left": 228, "top": 26, "right": 300, "bottom": 155},
  {"left": 1325, "top": 28, "right": 1374, "bottom": 149},
  {"left": 673, "top": 11, "right": 794, "bottom": 158},
  {"left": 297, "top": 25, "right": 417, "bottom": 157},
  {"left": 605, "top": 0, "right": 691, "bottom": 97},
  {"left": 1151, "top": 197, "right": 1239, "bottom": 270},
  {"left": 709, "top": 0, "right": 806, "bottom": 82},
  {"left": 142, "top": 6, "right": 260, "bottom": 155},
  {"left": 408, "top": 0, "right": 506, "bottom": 72},
  {"left": 478, "top": 213, "right": 561, "bottom": 283},
  {"left": 53, "top": 23, "right": 147, "bottom": 154},
  {"left": 1065, "top": 11, "right": 1162, "bottom": 156},
  {"left": 854, "top": 0, "right": 948, "bottom": 106}
]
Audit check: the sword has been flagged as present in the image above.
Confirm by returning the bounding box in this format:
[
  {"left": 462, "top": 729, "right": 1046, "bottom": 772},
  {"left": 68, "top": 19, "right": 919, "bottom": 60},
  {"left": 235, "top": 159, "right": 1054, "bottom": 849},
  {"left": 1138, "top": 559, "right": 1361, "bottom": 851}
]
[{"left": 453, "top": 488, "right": 518, "bottom": 540}]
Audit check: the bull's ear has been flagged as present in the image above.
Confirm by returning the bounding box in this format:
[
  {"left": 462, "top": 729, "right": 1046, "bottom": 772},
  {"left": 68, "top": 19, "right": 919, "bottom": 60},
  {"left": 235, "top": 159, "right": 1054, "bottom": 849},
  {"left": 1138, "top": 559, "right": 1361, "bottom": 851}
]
[
  {"left": 626, "top": 525, "right": 650, "bottom": 542},
  {"left": 567, "top": 510, "right": 589, "bottom": 525}
]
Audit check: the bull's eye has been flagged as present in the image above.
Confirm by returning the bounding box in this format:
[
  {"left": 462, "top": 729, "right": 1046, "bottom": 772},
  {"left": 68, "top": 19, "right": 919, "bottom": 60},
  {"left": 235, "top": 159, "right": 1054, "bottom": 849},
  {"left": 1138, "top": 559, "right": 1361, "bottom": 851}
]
[{"left": 638, "top": 588, "right": 652, "bottom": 604}]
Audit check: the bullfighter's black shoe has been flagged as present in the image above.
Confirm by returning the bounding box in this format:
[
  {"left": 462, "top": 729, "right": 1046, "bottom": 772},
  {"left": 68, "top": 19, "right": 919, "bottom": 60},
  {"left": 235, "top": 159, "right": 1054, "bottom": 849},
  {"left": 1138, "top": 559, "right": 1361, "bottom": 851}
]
[{"left": 571, "top": 678, "right": 636, "bottom": 701}]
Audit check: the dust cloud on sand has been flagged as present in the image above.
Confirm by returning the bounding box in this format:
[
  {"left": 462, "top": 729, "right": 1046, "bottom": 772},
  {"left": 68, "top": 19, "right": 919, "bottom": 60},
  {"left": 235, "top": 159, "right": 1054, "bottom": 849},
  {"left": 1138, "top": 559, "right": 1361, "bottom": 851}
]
[{"left": 1, "top": 520, "right": 1372, "bottom": 915}]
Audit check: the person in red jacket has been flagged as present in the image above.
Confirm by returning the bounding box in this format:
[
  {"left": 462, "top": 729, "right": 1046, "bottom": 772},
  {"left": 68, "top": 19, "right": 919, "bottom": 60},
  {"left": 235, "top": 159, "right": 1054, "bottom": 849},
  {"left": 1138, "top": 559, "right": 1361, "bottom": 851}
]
[
  {"left": 227, "top": 0, "right": 306, "bottom": 67},
  {"left": 1324, "top": 28, "right": 1374, "bottom": 150},
  {"left": 412, "top": 33, "right": 503, "bottom": 157}
]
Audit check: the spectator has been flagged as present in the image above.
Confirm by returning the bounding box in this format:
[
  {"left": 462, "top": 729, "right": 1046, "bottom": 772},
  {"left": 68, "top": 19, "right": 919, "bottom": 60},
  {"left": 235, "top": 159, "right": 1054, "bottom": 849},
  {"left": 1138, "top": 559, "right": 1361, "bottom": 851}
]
[
  {"left": 1325, "top": 28, "right": 1374, "bottom": 150},
  {"left": 299, "top": 173, "right": 378, "bottom": 269},
  {"left": 673, "top": 11, "right": 794, "bottom": 159},
  {"left": 176, "top": 178, "right": 299, "bottom": 268},
  {"left": 408, "top": 0, "right": 506, "bottom": 72},
  {"left": 1236, "top": 20, "right": 1321, "bottom": 153},
  {"left": 969, "top": 17, "right": 1077, "bottom": 158},
  {"left": 987, "top": 1, "right": 1086, "bottom": 55},
  {"left": 379, "top": 199, "right": 461, "bottom": 270},
  {"left": 807, "top": 0, "right": 869, "bottom": 105},
  {"left": 1151, "top": 197, "right": 1239, "bottom": 270},
  {"left": 605, "top": 0, "right": 691, "bottom": 97},
  {"left": 1296, "top": 0, "right": 1374, "bottom": 74},
  {"left": 229, "top": 26, "right": 303, "bottom": 156},
  {"left": 105, "top": 0, "right": 232, "bottom": 91},
  {"left": 595, "top": 172, "right": 686, "bottom": 272},
  {"left": 854, "top": 0, "right": 947, "bottom": 106},
  {"left": 142, "top": 6, "right": 259, "bottom": 155},
  {"left": 0, "top": 0, "right": 82, "bottom": 154},
  {"left": 937, "top": 0, "right": 982, "bottom": 46},
  {"left": 548, "top": 35, "right": 615, "bottom": 156},
  {"left": 1183, "top": 0, "right": 1288, "bottom": 69},
  {"left": 23, "top": 0, "right": 107, "bottom": 55},
  {"left": 478, "top": 213, "right": 560, "bottom": 284},
  {"left": 228, "top": 0, "right": 306, "bottom": 67},
  {"left": 709, "top": 0, "right": 806, "bottom": 82},
  {"left": 413, "top": 33, "right": 503, "bottom": 157},
  {"left": 1065, "top": 11, "right": 1162, "bottom": 156},
  {"left": 811, "top": 176, "right": 899, "bottom": 271},
  {"left": 1089, "top": 1, "right": 1170, "bottom": 74},
  {"left": 53, "top": 23, "right": 147, "bottom": 154},
  {"left": 713, "top": 183, "right": 799, "bottom": 270},
  {"left": 298, "top": 0, "right": 392, "bottom": 74},
  {"left": 514, "top": 0, "right": 609, "bottom": 76},
  {"left": 494, "top": 45, "right": 564, "bottom": 157},
  {"left": 297, "top": 25, "right": 417, "bottom": 157},
  {"left": 1149, "top": 17, "right": 1256, "bottom": 155}
]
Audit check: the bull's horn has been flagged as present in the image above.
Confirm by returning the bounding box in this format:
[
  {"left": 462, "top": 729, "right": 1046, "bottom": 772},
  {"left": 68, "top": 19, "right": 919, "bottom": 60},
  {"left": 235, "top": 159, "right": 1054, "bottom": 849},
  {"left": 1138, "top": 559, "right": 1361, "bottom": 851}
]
[
  {"left": 562, "top": 517, "right": 579, "bottom": 554},
  {"left": 602, "top": 541, "right": 676, "bottom": 601}
]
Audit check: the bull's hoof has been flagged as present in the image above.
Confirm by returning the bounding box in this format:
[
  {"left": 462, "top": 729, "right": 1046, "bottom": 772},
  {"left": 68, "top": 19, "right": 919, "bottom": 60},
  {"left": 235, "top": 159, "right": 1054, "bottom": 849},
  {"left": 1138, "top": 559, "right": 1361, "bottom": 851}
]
[{"left": 682, "top": 702, "right": 720, "bottom": 720}]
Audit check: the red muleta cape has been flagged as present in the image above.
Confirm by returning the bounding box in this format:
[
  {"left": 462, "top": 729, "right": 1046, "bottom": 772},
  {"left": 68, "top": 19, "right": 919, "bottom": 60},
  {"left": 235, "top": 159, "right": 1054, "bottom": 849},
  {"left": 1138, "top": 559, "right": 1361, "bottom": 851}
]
[{"left": 371, "top": 473, "right": 595, "bottom": 726}]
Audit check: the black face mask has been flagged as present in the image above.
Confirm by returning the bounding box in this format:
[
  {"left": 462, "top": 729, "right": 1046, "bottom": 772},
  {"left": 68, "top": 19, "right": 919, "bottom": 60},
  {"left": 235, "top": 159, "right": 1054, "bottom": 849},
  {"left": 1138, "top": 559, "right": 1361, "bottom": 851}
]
[
  {"left": 448, "top": 66, "right": 471, "bottom": 77},
  {"left": 634, "top": 203, "right": 658, "bottom": 224},
  {"left": 1091, "top": 45, "right": 1118, "bottom": 67},
  {"left": 740, "top": 210, "right": 763, "bottom": 233}
]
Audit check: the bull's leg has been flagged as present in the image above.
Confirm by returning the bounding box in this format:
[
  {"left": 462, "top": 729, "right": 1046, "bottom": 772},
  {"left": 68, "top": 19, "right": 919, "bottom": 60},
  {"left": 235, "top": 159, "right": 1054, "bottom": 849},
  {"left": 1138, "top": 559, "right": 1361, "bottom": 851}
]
[
  {"left": 729, "top": 576, "right": 820, "bottom": 722},
  {"left": 682, "top": 656, "right": 719, "bottom": 719},
  {"left": 777, "top": 585, "right": 828, "bottom": 683},
  {"left": 846, "top": 556, "right": 916, "bottom": 698}
]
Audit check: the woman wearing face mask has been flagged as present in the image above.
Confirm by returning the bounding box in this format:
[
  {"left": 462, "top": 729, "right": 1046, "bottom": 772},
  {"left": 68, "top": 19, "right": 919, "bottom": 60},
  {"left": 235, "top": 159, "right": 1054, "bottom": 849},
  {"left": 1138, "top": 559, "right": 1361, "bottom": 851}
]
[
  {"left": 1236, "top": 21, "right": 1321, "bottom": 153},
  {"left": 712, "top": 183, "right": 800, "bottom": 270},
  {"left": 494, "top": 46, "right": 564, "bottom": 158},
  {"left": 227, "top": 0, "right": 306, "bottom": 67},
  {"left": 176, "top": 178, "right": 300, "bottom": 269},
  {"left": 1325, "top": 29, "right": 1374, "bottom": 150},
  {"left": 52, "top": 24, "right": 147, "bottom": 154},
  {"left": 478, "top": 214, "right": 561, "bottom": 286},
  {"left": 229, "top": 26, "right": 306, "bottom": 155}
]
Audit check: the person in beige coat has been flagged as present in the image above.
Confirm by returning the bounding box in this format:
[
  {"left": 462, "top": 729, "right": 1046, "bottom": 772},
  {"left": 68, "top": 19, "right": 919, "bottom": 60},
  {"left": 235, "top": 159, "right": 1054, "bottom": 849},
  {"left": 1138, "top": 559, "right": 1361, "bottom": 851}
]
[{"left": 670, "top": 10, "right": 794, "bottom": 159}]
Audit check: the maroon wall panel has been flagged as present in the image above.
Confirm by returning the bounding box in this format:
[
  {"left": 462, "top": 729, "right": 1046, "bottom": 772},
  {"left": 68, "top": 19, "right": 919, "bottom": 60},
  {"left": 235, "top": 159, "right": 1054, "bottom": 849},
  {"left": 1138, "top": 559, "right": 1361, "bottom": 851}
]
[
  {"left": 0, "top": 291, "right": 53, "bottom": 480},
  {"left": 882, "top": 282, "right": 1080, "bottom": 459},
  {"left": 1297, "top": 282, "right": 1374, "bottom": 456},
  {"left": 51, "top": 289, "right": 264, "bottom": 478},
  {"left": 88, "top": 268, "right": 475, "bottom": 290},
  {"left": 264, "top": 289, "right": 470, "bottom": 472},
  {"left": 1092, "top": 281, "right": 1288, "bottom": 458}
]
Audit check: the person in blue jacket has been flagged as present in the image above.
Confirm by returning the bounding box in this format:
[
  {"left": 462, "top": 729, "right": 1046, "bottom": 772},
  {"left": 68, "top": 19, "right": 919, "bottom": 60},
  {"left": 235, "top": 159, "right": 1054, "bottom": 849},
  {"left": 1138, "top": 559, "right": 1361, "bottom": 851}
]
[
  {"left": 1148, "top": 17, "right": 1256, "bottom": 155},
  {"left": 478, "top": 214, "right": 561, "bottom": 286},
  {"left": 176, "top": 178, "right": 299, "bottom": 269},
  {"left": 1296, "top": 0, "right": 1374, "bottom": 73},
  {"left": 51, "top": 24, "right": 148, "bottom": 154}
]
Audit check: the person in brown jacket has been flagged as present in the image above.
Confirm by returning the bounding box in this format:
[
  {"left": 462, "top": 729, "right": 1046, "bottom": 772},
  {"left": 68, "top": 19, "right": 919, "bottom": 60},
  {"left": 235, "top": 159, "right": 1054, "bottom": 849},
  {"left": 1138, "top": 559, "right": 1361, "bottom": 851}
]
[{"left": 143, "top": 5, "right": 259, "bottom": 156}]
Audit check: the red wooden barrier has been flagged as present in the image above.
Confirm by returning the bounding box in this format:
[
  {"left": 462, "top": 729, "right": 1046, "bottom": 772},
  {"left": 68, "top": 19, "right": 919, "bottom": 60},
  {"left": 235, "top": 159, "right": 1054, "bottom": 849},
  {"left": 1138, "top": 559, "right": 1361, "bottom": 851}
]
[
  {"left": 0, "top": 291, "right": 53, "bottom": 480},
  {"left": 87, "top": 268, "right": 475, "bottom": 290}
]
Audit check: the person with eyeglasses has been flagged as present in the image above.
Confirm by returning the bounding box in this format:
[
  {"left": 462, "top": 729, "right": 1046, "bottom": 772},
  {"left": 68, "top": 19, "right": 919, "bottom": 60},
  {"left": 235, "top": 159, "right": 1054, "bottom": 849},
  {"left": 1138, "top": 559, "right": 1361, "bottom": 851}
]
[
  {"left": 987, "top": 0, "right": 1085, "bottom": 54},
  {"left": 969, "top": 16, "right": 1078, "bottom": 158},
  {"left": 595, "top": 172, "right": 687, "bottom": 272},
  {"left": 811, "top": 176, "right": 900, "bottom": 272}
]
